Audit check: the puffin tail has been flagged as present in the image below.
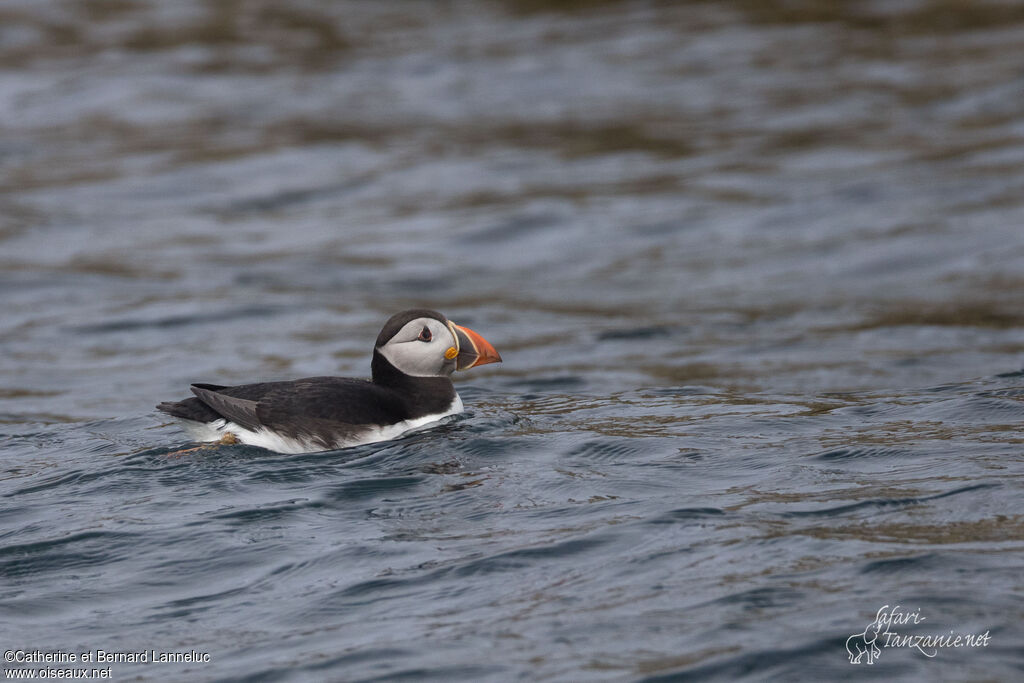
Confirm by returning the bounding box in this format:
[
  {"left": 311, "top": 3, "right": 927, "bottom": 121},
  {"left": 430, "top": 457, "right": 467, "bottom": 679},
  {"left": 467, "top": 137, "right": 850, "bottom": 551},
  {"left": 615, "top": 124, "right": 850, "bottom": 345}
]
[{"left": 157, "top": 389, "right": 227, "bottom": 423}]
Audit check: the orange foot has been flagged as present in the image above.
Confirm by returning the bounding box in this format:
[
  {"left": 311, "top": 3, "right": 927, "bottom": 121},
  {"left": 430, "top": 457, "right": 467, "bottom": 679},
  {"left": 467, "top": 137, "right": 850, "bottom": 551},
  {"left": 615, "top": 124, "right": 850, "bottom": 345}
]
[{"left": 166, "top": 432, "right": 240, "bottom": 457}]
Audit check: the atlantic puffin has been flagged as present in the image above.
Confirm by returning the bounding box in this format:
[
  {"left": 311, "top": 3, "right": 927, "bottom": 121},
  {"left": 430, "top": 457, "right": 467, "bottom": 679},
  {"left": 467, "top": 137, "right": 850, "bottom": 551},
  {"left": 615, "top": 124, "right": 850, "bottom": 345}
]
[{"left": 157, "top": 309, "right": 501, "bottom": 453}]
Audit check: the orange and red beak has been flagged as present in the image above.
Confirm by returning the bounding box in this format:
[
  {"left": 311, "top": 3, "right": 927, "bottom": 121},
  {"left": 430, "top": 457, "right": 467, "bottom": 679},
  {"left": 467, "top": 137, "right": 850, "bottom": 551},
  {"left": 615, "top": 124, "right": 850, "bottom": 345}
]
[{"left": 449, "top": 322, "right": 502, "bottom": 371}]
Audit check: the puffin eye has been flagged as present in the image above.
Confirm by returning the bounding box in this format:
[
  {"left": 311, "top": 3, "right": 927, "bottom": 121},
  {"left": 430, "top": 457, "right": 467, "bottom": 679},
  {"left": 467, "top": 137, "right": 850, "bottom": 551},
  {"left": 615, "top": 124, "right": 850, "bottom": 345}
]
[{"left": 418, "top": 326, "right": 432, "bottom": 342}]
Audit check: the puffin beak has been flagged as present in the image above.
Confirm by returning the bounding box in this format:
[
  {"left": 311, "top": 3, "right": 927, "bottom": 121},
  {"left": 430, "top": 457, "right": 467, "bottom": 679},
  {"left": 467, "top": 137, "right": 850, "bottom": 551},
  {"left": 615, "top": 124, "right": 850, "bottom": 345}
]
[{"left": 449, "top": 322, "right": 502, "bottom": 371}]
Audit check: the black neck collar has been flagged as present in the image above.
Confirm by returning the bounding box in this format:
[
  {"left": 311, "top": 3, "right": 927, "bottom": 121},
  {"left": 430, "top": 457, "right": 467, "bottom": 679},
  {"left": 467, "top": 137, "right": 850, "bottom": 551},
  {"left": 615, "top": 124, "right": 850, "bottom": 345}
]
[{"left": 371, "top": 350, "right": 456, "bottom": 418}]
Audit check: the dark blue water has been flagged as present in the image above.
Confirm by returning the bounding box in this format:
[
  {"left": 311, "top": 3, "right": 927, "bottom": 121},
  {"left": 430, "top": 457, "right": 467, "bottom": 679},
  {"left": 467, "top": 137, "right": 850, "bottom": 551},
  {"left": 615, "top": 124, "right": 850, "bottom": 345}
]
[{"left": 3, "top": 1, "right": 1024, "bottom": 681}]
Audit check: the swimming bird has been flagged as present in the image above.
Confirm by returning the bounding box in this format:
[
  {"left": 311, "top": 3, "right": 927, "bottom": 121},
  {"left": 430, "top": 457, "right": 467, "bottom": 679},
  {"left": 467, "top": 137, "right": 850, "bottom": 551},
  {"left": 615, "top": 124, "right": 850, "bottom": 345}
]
[{"left": 157, "top": 309, "right": 501, "bottom": 453}]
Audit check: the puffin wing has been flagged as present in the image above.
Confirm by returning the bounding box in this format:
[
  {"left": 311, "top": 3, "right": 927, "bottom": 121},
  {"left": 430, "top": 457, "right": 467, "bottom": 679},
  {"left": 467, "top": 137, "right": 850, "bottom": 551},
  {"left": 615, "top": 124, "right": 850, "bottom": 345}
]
[
  {"left": 252, "top": 378, "right": 405, "bottom": 445},
  {"left": 185, "top": 377, "right": 408, "bottom": 450},
  {"left": 191, "top": 383, "right": 261, "bottom": 431}
]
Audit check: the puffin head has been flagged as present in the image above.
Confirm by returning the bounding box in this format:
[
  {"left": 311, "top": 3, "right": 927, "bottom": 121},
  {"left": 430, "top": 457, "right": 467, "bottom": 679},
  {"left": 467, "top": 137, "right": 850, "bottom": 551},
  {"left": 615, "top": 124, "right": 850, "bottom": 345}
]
[{"left": 374, "top": 309, "right": 502, "bottom": 378}]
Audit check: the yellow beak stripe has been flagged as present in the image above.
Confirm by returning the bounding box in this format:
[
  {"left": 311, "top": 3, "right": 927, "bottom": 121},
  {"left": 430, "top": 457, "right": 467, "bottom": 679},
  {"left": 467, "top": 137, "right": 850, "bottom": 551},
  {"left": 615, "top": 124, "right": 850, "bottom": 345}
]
[{"left": 445, "top": 346, "right": 459, "bottom": 360}]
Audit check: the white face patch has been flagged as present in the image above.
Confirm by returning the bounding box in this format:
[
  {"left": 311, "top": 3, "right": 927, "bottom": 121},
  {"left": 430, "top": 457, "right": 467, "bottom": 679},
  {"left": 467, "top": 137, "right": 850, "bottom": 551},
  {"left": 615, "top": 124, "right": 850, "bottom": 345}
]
[{"left": 376, "top": 317, "right": 459, "bottom": 377}]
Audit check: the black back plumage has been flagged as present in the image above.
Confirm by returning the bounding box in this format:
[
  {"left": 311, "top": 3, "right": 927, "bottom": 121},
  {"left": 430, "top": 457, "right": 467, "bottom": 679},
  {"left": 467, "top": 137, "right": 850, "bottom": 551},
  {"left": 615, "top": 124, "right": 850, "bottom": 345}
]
[{"left": 157, "top": 354, "right": 457, "bottom": 450}]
